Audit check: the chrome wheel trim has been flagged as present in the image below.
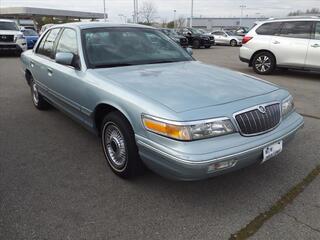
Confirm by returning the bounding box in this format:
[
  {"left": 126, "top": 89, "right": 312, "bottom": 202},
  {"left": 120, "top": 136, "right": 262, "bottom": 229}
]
[
  {"left": 102, "top": 122, "right": 128, "bottom": 172},
  {"left": 255, "top": 55, "right": 271, "bottom": 72},
  {"left": 31, "top": 81, "right": 39, "bottom": 105}
]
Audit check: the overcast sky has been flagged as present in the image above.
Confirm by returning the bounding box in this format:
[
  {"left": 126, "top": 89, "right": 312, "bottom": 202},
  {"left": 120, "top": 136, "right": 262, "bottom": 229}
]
[{"left": 1, "top": 0, "right": 319, "bottom": 22}]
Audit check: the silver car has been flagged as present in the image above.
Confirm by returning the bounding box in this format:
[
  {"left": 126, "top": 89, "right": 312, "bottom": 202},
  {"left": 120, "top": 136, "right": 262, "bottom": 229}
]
[
  {"left": 20, "top": 22, "right": 303, "bottom": 181},
  {"left": 210, "top": 30, "right": 242, "bottom": 46},
  {"left": 240, "top": 17, "right": 320, "bottom": 74}
]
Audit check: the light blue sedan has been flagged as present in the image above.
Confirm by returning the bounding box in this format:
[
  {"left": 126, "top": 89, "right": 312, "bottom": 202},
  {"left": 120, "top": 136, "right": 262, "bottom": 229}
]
[{"left": 20, "top": 22, "right": 304, "bottom": 180}]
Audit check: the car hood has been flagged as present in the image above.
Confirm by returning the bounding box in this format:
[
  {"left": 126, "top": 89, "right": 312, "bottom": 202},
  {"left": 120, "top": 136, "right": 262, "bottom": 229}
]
[
  {"left": 93, "top": 61, "right": 279, "bottom": 113},
  {"left": 0, "top": 30, "right": 21, "bottom": 35}
]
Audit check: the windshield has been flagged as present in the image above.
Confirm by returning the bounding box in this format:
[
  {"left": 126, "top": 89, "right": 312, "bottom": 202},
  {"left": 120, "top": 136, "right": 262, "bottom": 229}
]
[
  {"left": 190, "top": 28, "right": 202, "bottom": 34},
  {"left": 22, "top": 29, "right": 38, "bottom": 36},
  {"left": 82, "top": 28, "right": 193, "bottom": 68},
  {"left": 0, "top": 22, "right": 19, "bottom": 31}
]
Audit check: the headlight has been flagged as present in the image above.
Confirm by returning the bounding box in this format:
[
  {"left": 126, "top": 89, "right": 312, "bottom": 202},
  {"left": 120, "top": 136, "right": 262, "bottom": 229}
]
[
  {"left": 281, "top": 95, "right": 294, "bottom": 117},
  {"left": 15, "top": 34, "right": 25, "bottom": 42},
  {"left": 142, "top": 115, "right": 235, "bottom": 141}
]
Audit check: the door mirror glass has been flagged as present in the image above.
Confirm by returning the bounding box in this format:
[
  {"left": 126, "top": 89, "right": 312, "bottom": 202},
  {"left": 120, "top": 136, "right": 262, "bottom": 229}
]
[
  {"left": 55, "top": 52, "right": 74, "bottom": 66},
  {"left": 186, "top": 47, "right": 193, "bottom": 56}
]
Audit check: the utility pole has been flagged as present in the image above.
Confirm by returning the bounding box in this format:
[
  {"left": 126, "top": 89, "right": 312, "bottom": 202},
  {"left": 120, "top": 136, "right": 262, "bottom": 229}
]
[
  {"left": 190, "top": 0, "right": 193, "bottom": 27},
  {"left": 240, "top": 5, "right": 246, "bottom": 26},
  {"left": 133, "top": 0, "right": 139, "bottom": 23},
  {"left": 103, "top": 0, "right": 107, "bottom": 22},
  {"left": 173, "top": 10, "right": 176, "bottom": 28}
]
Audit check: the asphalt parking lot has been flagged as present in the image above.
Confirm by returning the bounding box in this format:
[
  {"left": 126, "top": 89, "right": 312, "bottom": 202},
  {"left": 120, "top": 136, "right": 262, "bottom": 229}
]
[{"left": 1, "top": 46, "right": 320, "bottom": 239}]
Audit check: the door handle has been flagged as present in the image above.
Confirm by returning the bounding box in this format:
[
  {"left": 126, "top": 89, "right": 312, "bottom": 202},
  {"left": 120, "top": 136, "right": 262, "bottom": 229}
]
[
  {"left": 311, "top": 44, "right": 320, "bottom": 48},
  {"left": 272, "top": 41, "right": 280, "bottom": 44},
  {"left": 47, "top": 68, "right": 53, "bottom": 77}
]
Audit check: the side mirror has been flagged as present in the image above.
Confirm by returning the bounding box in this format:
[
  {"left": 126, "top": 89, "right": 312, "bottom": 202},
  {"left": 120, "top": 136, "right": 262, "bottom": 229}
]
[
  {"left": 186, "top": 47, "right": 193, "bottom": 56},
  {"left": 55, "top": 52, "right": 80, "bottom": 70}
]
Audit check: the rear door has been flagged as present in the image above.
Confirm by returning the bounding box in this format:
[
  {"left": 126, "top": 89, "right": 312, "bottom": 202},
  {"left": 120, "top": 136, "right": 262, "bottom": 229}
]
[
  {"left": 305, "top": 21, "right": 320, "bottom": 70},
  {"left": 212, "top": 31, "right": 225, "bottom": 44},
  {"left": 270, "top": 21, "right": 313, "bottom": 67}
]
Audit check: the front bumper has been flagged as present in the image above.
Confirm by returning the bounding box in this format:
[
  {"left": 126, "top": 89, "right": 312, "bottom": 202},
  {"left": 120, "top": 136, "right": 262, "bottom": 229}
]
[
  {"left": 0, "top": 42, "right": 27, "bottom": 52},
  {"left": 136, "top": 112, "right": 304, "bottom": 181}
]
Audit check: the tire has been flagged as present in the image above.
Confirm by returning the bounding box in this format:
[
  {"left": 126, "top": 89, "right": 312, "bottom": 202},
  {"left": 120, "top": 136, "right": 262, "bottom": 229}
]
[
  {"left": 30, "top": 77, "right": 50, "bottom": 110},
  {"left": 252, "top": 52, "right": 276, "bottom": 75},
  {"left": 101, "top": 111, "right": 145, "bottom": 179},
  {"left": 230, "top": 39, "right": 237, "bottom": 47},
  {"left": 192, "top": 39, "right": 200, "bottom": 49},
  {"left": 205, "top": 46, "right": 211, "bottom": 49}
]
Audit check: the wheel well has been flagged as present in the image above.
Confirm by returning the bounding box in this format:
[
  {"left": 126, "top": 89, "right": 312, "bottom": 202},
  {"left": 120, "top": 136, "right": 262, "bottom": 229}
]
[
  {"left": 25, "top": 69, "right": 32, "bottom": 85},
  {"left": 94, "top": 104, "right": 128, "bottom": 134},
  {"left": 249, "top": 50, "right": 276, "bottom": 67}
]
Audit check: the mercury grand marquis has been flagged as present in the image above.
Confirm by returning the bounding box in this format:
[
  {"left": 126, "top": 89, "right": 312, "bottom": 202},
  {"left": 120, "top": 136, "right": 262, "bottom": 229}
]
[{"left": 20, "top": 22, "right": 304, "bottom": 180}]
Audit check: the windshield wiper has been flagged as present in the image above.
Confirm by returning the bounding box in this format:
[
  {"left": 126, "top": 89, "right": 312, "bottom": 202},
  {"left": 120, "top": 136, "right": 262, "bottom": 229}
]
[
  {"left": 94, "top": 63, "right": 134, "bottom": 68},
  {"left": 148, "top": 60, "right": 180, "bottom": 65}
]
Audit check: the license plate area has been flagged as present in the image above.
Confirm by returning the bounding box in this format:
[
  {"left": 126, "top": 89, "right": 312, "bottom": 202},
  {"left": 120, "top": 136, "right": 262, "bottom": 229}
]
[{"left": 262, "top": 140, "right": 283, "bottom": 163}]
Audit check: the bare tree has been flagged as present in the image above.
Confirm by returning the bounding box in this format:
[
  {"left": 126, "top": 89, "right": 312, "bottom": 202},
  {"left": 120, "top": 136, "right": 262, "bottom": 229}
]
[
  {"left": 176, "top": 17, "right": 186, "bottom": 28},
  {"left": 139, "top": 1, "right": 157, "bottom": 24}
]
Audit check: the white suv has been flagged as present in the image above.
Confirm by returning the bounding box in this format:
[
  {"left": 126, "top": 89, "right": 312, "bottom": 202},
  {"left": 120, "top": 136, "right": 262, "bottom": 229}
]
[
  {"left": 0, "top": 19, "right": 27, "bottom": 55},
  {"left": 240, "top": 17, "right": 320, "bottom": 74}
]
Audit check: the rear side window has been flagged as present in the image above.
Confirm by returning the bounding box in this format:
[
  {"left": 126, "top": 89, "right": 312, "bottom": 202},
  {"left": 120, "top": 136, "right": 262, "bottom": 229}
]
[
  {"left": 314, "top": 22, "right": 320, "bottom": 40},
  {"left": 37, "top": 28, "right": 61, "bottom": 59},
  {"left": 279, "top": 21, "right": 313, "bottom": 39},
  {"left": 256, "top": 22, "right": 283, "bottom": 35}
]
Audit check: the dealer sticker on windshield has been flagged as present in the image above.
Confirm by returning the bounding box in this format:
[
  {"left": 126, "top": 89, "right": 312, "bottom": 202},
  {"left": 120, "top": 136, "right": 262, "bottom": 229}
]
[{"left": 262, "top": 141, "right": 283, "bottom": 163}]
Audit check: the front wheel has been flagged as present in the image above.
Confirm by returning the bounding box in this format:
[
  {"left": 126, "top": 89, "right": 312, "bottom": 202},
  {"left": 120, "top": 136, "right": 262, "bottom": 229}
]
[
  {"left": 30, "top": 77, "right": 50, "bottom": 110},
  {"left": 252, "top": 52, "right": 276, "bottom": 75},
  {"left": 101, "top": 112, "right": 145, "bottom": 179},
  {"left": 192, "top": 39, "right": 200, "bottom": 49}
]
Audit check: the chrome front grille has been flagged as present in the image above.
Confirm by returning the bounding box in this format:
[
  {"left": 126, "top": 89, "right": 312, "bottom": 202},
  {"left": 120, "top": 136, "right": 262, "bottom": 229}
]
[
  {"left": 0, "top": 35, "right": 14, "bottom": 43},
  {"left": 235, "top": 103, "right": 281, "bottom": 135}
]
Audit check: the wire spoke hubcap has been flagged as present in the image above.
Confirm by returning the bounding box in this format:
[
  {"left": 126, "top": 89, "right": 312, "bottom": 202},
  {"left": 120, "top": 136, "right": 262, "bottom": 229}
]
[
  {"left": 32, "top": 82, "right": 39, "bottom": 105},
  {"left": 103, "top": 123, "right": 127, "bottom": 170},
  {"left": 255, "top": 56, "right": 271, "bottom": 72}
]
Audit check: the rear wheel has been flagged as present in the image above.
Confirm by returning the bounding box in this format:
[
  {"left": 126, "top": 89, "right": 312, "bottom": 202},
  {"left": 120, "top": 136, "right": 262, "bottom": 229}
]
[
  {"left": 192, "top": 39, "right": 200, "bottom": 49},
  {"left": 101, "top": 112, "right": 145, "bottom": 179},
  {"left": 230, "top": 39, "right": 237, "bottom": 47},
  {"left": 205, "top": 46, "right": 211, "bottom": 49},
  {"left": 30, "top": 77, "right": 50, "bottom": 110},
  {"left": 252, "top": 52, "right": 276, "bottom": 75}
]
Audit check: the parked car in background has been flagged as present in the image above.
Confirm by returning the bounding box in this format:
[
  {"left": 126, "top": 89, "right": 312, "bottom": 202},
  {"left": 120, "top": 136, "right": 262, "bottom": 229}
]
[
  {"left": 159, "top": 28, "right": 188, "bottom": 47},
  {"left": 21, "top": 29, "right": 39, "bottom": 49},
  {"left": 211, "top": 30, "right": 242, "bottom": 46},
  {"left": 0, "top": 19, "right": 27, "bottom": 55},
  {"left": 178, "top": 27, "right": 215, "bottom": 48},
  {"left": 21, "top": 22, "right": 303, "bottom": 181},
  {"left": 223, "top": 26, "right": 249, "bottom": 36},
  {"left": 240, "top": 17, "right": 320, "bottom": 74}
]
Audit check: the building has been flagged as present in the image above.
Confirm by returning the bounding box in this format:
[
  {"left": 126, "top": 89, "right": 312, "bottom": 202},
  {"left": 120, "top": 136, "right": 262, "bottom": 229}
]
[
  {"left": 187, "top": 17, "right": 268, "bottom": 30},
  {"left": 0, "top": 7, "right": 105, "bottom": 29}
]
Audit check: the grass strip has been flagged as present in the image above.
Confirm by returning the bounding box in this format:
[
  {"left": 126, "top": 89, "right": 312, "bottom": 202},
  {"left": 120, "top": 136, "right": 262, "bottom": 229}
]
[{"left": 230, "top": 165, "right": 320, "bottom": 240}]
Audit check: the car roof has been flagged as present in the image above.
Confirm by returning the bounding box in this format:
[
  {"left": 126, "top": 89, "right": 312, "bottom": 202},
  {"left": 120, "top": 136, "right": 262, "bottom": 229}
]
[
  {"left": 0, "top": 19, "right": 15, "bottom": 23},
  {"left": 55, "top": 22, "right": 155, "bottom": 30},
  {"left": 257, "top": 16, "right": 320, "bottom": 25}
]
